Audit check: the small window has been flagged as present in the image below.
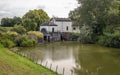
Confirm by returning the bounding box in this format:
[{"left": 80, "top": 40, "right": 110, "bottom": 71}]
[
  {"left": 73, "top": 27, "right": 76, "bottom": 30},
  {"left": 52, "top": 28, "right": 54, "bottom": 32},
  {"left": 66, "top": 26, "right": 69, "bottom": 31}
]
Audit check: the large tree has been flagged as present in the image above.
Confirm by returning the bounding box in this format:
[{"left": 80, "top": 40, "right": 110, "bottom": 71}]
[
  {"left": 69, "top": 0, "right": 117, "bottom": 43},
  {"left": 1, "top": 17, "right": 22, "bottom": 27},
  {"left": 12, "top": 16, "right": 22, "bottom": 25},
  {"left": 1, "top": 18, "right": 14, "bottom": 27},
  {"left": 22, "top": 9, "right": 50, "bottom": 31}
]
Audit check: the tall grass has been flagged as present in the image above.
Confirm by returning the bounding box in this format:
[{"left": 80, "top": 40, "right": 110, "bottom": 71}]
[{"left": 0, "top": 45, "right": 57, "bottom": 75}]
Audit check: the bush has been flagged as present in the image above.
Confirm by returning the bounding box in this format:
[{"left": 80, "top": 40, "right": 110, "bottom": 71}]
[
  {"left": 11, "top": 25, "right": 26, "bottom": 34},
  {"left": 97, "top": 25, "right": 120, "bottom": 48},
  {"left": 0, "top": 31, "right": 18, "bottom": 41},
  {"left": 71, "top": 33, "right": 80, "bottom": 41},
  {"left": 0, "top": 39, "right": 15, "bottom": 48},
  {"left": 27, "top": 31, "right": 43, "bottom": 39},
  {"left": 6, "top": 31, "right": 18, "bottom": 37},
  {"left": 0, "top": 27, "right": 12, "bottom": 32},
  {"left": 17, "top": 35, "right": 37, "bottom": 47}
]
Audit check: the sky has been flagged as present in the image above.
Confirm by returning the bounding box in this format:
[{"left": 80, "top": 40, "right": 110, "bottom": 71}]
[{"left": 0, "top": 0, "right": 78, "bottom": 19}]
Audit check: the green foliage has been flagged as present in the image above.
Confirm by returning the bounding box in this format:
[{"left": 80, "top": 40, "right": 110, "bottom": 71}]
[
  {"left": 0, "top": 30, "right": 18, "bottom": 47},
  {"left": 20, "top": 39, "right": 37, "bottom": 47},
  {"left": 18, "top": 35, "right": 37, "bottom": 47},
  {"left": 69, "top": 9, "right": 80, "bottom": 26},
  {"left": 11, "top": 25, "right": 26, "bottom": 34},
  {"left": 98, "top": 25, "right": 120, "bottom": 48},
  {"left": 0, "top": 27, "right": 41, "bottom": 47},
  {"left": 1, "top": 17, "right": 22, "bottom": 27},
  {"left": 71, "top": 33, "right": 80, "bottom": 41},
  {"left": 12, "top": 16, "right": 22, "bottom": 25},
  {"left": 6, "top": 31, "right": 18, "bottom": 37},
  {"left": 70, "top": 0, "right": 120, "bottom": 46},
  {"left": 0, "top": 27, "right": 11, "bottom": 32},
  {"left": 0, "top": 39, "right": 15, "bottom": 48},
  {"left": 0, "top": 30, "right": 17, "bottom": 40},
  {"left": 27, "top": 31, "right": 43, "bottom": 39},
  {"left": 22, "top": 9, "right": 50, "bottom": 31},
  {"left": 0, "top": 31, "right": 18, "bottom": 41},
  {"left": 1, "top": 18, "right": 14, "bottom": 27}
]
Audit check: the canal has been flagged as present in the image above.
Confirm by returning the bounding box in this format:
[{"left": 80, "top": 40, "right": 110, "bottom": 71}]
[{"left": 17, "top": 42, "right": 120, "bottom": 75}]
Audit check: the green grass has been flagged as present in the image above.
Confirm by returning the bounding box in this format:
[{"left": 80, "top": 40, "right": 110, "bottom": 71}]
[{"left": 0, "top": 45, "right": 57, "bottom": 75}]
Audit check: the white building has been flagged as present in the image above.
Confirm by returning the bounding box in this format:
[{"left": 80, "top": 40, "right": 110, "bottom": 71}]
[{"left": 40, "top": 17, "right": 80, "bottom": 34}]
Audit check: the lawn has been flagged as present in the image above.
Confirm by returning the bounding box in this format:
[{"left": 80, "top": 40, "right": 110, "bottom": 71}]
[{"left": 0, "top": 45, "right": 57, "bottom": 75}]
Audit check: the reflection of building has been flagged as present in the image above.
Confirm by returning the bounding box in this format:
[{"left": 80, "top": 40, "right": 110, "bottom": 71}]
[
  {"left": 40, "top": 17, "right": 80, "bottom": 41},
  {"left": 42, "top": 45, "right": 73, "bottom": 61}
]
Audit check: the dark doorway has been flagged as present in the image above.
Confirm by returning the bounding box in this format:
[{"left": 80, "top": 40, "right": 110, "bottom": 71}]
[
  {"left": 41, "top": 28, "right": 47, "bottom": 34},
  {"left": 48, "top": 36, "right": 50, "bottom": 42},
  {"left": 44, "top": 36, "right": 47, "bottom": 41}
]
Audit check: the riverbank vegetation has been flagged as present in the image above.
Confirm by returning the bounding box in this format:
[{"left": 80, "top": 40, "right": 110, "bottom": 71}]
[
  {"left": 0, "top": 44, "right": 57, "bottom": 75},
  {"left": 0, "top": 9, "right": 49, "bottom": 48},
  {"left": 0, "top": 26, "right": 43, "bottom": 47},
  {"left": 0, "top": 9, "right": 57, "bottom": 75},
  {"left": 69, "top": 0, "right": 120, "bottom": 48}
]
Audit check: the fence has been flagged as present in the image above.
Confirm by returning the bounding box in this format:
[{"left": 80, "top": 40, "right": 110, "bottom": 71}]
[{"left": 15, "top": 52, "right": 75, "bottom": 75}]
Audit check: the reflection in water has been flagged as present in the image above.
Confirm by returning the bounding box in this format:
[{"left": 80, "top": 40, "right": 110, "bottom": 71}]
[{"left": 18, "top": 42, "right": 120, "bottom": 75}]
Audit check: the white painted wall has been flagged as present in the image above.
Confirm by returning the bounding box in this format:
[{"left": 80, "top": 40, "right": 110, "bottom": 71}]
[
  {"left": 54, "top": 21, "right": 73, "bottom": 32},
  {"left": 72, "top": 26, "right": 80, "bottom": 33}
]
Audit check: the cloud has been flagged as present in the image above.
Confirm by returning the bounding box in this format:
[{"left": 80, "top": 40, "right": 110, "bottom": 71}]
[
  {"left": 0, "top": 0, "right": 78, "bottom": 20},
  {"left": 37, "top": 5, "right": 46, "bottom": 10}
]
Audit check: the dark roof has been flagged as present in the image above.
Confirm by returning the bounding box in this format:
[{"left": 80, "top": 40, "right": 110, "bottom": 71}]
[
  {"left": 41, "top": 22, "right": 58, "bottom": 26},
  {"left": 51, "top": 18, "right": 71, "bottom": 22}
]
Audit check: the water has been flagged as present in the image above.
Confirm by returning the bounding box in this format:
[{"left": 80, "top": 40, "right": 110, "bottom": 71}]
[{"left": 17, "top": 42, "right": 120, "bottom": 75}]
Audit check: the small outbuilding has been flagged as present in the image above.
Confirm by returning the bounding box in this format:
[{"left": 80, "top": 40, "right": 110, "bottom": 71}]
[{"left": 40, "top": 17, "right": 80, "bottom": 42}]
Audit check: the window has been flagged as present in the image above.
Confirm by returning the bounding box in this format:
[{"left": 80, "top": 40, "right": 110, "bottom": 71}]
[
  {"left": 73, "top": 27, "right": 76, "bottom": 30},
  {"left": 52, "top": 28, "right": 54, "bottom": 32},
  {"left": 66, "top": 26, "right": 69, "bottom": 31}
]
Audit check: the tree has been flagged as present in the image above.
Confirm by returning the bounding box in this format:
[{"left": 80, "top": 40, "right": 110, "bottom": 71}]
[
  {"left": 11, "top": 25, "right": 26, "bottom": 34},
  {"left": 1, "top": 17, "right": 22, "bottom": 27},
  {"left": 1, "top": 18, "right": 14, "bottom": 27},
  {"left": 22, "top": 9, "right": 50, "bottom": 31},
  {"left": 69, "top": 0, "right": 115, "bottom": 43},
  {"left": 12, "top": 16, "right": 22, "bottom": 25}
]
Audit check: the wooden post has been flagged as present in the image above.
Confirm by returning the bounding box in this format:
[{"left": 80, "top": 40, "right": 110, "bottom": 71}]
[
  {"left": 41, "top": 60, "right": 42, "bottom": 65},
  {"left": 36, "top": 57, "right": 37, "bottom": 63},
  {"left": 63, "top": 68, "right": 65, "bottom": 75},
  {"left": 56, "top": 65, "right": 58, "bottom": 73},
  {"left": 45, "top": 61, "right": 48, "bottom": 67},
  {"left": 71, "top": 70, "right": 73, "bottom": 75},
  {"left": 50, "top": 64, "right": 52, "bottom": 70}
]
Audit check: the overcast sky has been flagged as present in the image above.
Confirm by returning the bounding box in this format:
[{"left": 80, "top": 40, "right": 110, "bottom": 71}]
[{"left": 0, "top": 0, "right": 78, "bottom": 19}]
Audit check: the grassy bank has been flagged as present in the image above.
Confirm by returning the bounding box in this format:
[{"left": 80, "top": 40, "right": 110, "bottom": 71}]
[{"left": 0, "top": 45, "right": 57, "bottom": 75}]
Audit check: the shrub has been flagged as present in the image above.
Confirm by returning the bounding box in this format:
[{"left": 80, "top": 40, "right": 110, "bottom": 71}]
[
  {"left": 17, "top": 35, "right": 37, "bottom": 47},
  {"left": 97, "top": 25, "right": 120, "bottom": 48},
  {"left": 6, "top": 31, "right": 18, "bottom": 37},
  {"left": 0, "top": 39, "right": 15, "bottom": 48},
  {"left": 11, "top": 25, "right": 26, "bottom": 34},
  {"left": 27, "top": 31, "right": 43, "bottom": 39},
  {"left": 1, "top": 31, "right": 19, "bottom": 41},
  {"left": 71, "top": 33, "right": 80, "bottom": 41},
  {"left": 0, "top": 27, "right": 12, "bottom": 32}
]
